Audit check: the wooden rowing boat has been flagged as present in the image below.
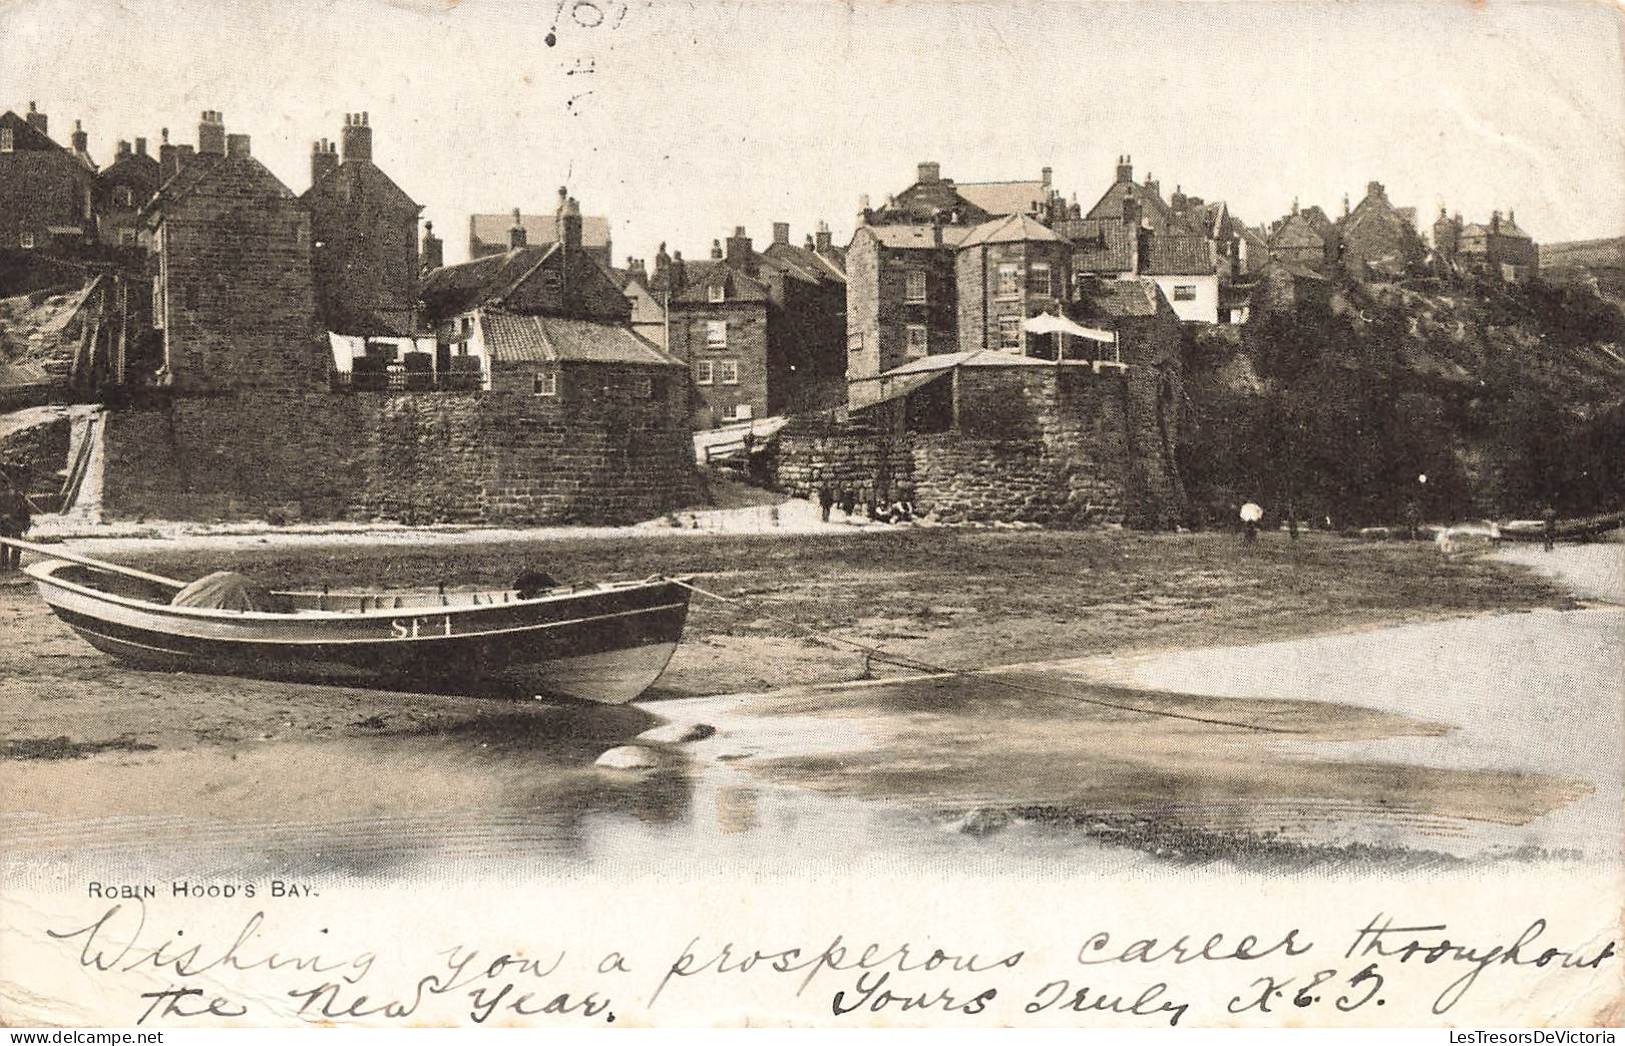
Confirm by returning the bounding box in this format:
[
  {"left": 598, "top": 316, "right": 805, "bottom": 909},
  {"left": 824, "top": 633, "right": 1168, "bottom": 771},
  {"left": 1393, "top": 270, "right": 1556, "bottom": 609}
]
[{"left": 4, "top": 538, "right": 691, "bottom": 704}]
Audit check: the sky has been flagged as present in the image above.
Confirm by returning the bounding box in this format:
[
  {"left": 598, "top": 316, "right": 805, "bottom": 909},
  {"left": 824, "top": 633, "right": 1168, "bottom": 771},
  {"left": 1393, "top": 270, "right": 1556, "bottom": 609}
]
[{"left": 1, "top": 0, "right": 1620, "bottom": 266}]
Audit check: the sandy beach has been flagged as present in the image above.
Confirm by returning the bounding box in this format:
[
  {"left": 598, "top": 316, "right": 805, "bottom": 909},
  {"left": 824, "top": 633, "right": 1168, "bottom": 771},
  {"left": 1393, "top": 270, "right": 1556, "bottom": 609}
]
[{"left": 0, "top": 526, "right": 1615, "bottom": 880}]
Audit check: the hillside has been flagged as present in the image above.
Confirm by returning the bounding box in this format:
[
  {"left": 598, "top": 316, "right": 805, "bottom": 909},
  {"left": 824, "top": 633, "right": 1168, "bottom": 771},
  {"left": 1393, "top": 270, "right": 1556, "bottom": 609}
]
[
  {"left": 1540, "top": 236, "right": 1625, "bottom": 307},
  {"left": 1182, "top": 271, "right": 1625, "bottom": 526}
]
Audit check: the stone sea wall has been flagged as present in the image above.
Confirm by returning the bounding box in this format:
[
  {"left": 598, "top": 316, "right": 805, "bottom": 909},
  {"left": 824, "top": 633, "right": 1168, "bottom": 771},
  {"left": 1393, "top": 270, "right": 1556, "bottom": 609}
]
[{"left": 101, "top": 375, "right": 697, "bottom": 525}]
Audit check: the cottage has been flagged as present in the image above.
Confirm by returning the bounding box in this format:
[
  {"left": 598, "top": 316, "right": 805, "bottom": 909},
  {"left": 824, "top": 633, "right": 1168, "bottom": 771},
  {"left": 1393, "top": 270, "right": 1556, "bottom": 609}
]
[
  {"left": 141, "top": 111, "right": 323, "bottom": 395},
  {"left": 302, "top": 112, "right": 423, "bottom": 337},
  {"left": 96, "top": 136, "right": 159, "bottom": 252},
  {"left": 1434, "top": 207, "right": 1538, "bottom": 282},
  {"left": 663, "top": 222, "right": 847, "bottom": 429},
  {"left": 1336, "top": 181, "right": 1426, "bottom": 279},
  {"left": 0, "top": 103, "right": 100, "bottom": 275}
]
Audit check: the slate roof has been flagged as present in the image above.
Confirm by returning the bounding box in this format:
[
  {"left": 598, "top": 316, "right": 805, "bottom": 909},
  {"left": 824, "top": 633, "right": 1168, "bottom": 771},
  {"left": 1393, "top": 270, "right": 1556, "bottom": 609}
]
[
  {"left": 1073, "top": 278, "right": 1166, "bottom": 319},
  {"left": 303, "top": 159, "right": 421, "bottom": 213},
  {"left": 956, "top": 180, "right": 1048, "bottom": 218},
  {"left": 959, "top": 213, "right": 1065, "bottom": 247},
  {"left": 1143, "top": 234, "right": 1215, "bottom": 276},
  {"left": 418, "top": 246, "right": 558, "bottom": 317},
  {"left": 1057, "top": 219, "right": 1135, "bottom": 273},
  {"left": 1085, "top": 179, "right": 1176, "bottom": 229},
  {"left": 858, "top": 224, "right": 971, "bottom": 250},
  {"left": 762, "top": 242, "right": 847, "bottom": 285},
  {"left": 479, "top": 312, "right": 681, "bottom": 367},
  {"left": 469, "top": 212, "right": 611, "bottom": 250},
  {"left": 670, "top": 259, "right": 771, "bottom": 305},
  {"left": 142, "top": 155, "right": 298, "bottom": 217}
]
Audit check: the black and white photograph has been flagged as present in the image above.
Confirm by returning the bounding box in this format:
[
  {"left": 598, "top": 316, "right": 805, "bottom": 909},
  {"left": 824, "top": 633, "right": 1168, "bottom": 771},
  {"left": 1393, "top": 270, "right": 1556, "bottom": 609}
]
[{"left": 0, "top": 0, "right": 1620, "bottom": 1030}]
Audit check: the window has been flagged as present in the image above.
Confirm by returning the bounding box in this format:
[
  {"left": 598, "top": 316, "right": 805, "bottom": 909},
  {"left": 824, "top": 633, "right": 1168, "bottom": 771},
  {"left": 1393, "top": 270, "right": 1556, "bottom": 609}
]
[
  {"left": 995, "top": 263, "right": 1021, "bottom": 299},
  {"left": 1173, "top": 284, "right": 1197, "bottom": 301},
  {"left": 716, "top": 359, "right": 739, "bottom": 385},
  {"left": 542, "top": 271, "right": 562, "bottom": 293},
  {"left": 847, "top": 331, "right": 864, "bottom": 354},
  {"left": 533, "top": 370, "right": 557, "bottom": 396},
  {"left": 904, "top": 270, "right": 927, "bottom": 303},
  {"left": 1027, "top": 263, "right": 1052, "bottom": 297},
  {"left": 708, "top": 282, "right": 726, "bottom": 303},
  {"left": 905, "top": 324, "right": 928, "bottom": 359},
  {"left": 118, "top": 229, "right": 137, "bottom": 247},
  {"left": 18, "top": 231, "right": 34, "bottom": 250},
  {"left": 0, "top": 126, "right": 12, "bottom": 152},
  {"left": 998, "top": 315, "right": 1023, "bottom": 352},
  {"left": 695, "top": 359, "right": 714, "bottom": 385},
  {"left": 705, "top": 320, "right": 727, "bottom": 349},
  {"left": 634, "top": 372, "right": 653, "bottom": 398},
  {"left": 115, "top": 187, "right": 133, "bottom": 208},
  {"left": 460, "top": 316, "right": 473, "bottom": 335}
]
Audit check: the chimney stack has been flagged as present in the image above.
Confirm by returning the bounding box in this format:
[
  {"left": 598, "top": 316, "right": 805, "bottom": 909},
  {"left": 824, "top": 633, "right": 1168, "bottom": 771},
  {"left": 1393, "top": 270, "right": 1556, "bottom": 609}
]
[
  {"left": 197, "top": 110, "right": 225, "bottom": 157},
  {"left": 1367, "top": 180, "right": 1384, "bottom": 199},
  {"left": 25, "top": 101, "right": 46, "bottom": 137},
  {"left": 710, "top": 239, "right": 723, "bottom": 260},
  {"left": 420, "top": 220, "right": 443, "bottom": 272},
  {"left": 1042, "top": 166, "right": 1052, "bottom": 188},
  {"left": 917, "top": 161, "right": 941, "bottom": 185},
  {"left": 815, "top": 220, "right": 832, "bottom": 254},
  {"left": 654, "top": 242, "right": 671, "bottom": 284},
  {"left": 311, "top": 138, "right": 339, "bottom": 186},
  {"left": 559, "top": 194, "right": 583, "bottom": 251},
  {"left": 725, "top": 226, "right": 755, "bottom": 273},
  {"left": 1343, "top": 193, "right": 1351, "bottom": 217},
  {"left": 1143, "top": 172, "right": 1158, "bottom": 198},
  {"left": 71, "top": 118, "right": 88, "bottom": 156},
  {"left": 117, "top": 139, "right": 132, "bottom": 158},
  {"left": 510, "top": 207, "right": 527, "bottom": 249},
  {"left": 857, "top": 193, "right": 872, "bottom": 227},
  {"left": 1171, "top": 184, "right": 1187, "bottom": 211},
  {"left": 135, "top": 136, "right": 147, "bottom": 157},
  {"left": 772, "top": 221, "right": 790, "bottom": 246},
  {"left": 226, "top": 133, "right": 251, "bottom": 158},
  {"left": 671, "top": 250, "right": 686, "bottom": 291},
  {"left": 1508, "top": 209, "right": 1516, "bottom": 227},
  {"left": 1490, "top": 210, "right": 1501, "bottom": 233},
  {"left": 338, "top": 111, "right": 372, "bottom": 163},
  {"left": 1116, "top": 154, "right": 1132, "bottom": 183}
]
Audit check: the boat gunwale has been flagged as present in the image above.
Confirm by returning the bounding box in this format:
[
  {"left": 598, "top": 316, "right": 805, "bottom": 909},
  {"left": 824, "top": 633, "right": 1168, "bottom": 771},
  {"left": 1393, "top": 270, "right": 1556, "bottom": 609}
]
[{"left": 24, "top": 559, "right": 686, "bottom": 625}]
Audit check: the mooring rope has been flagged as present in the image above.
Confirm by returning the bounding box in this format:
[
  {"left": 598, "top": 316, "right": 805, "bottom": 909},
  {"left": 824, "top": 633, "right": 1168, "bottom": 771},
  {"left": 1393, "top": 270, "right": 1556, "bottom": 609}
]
[{"left": 660, "top": 575, "right": 1305, "bottom": 735}]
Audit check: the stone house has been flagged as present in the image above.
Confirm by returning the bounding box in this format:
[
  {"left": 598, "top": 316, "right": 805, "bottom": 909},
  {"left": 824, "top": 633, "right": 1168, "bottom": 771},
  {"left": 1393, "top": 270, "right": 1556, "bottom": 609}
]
[
  {"left": 468, "top": 204, "right": 613, "bottom": 268},
  {"left": 140, "top": 113, "right": 324, "bottom": 395},
  {"left": 1336, "top": 181, "right": 1425, "bottom": 279},
  {"left": 608, "top": 258, "right": 668, "bottom": 348},
  {"left": 302, "top": 112, "right": 423, "bottom": 337},
  {"left": 0, "top": 103, "right": 99, "bottom": 263},
  {"left": 1055, "top": 203, "right": 1220, "bottom": 324},
  {"left": 1434, "top": 207, "right": 1538, "bottom": 282},
  {"left": 419, "top": 193, "right": 641, "bottom": 387},
  {"left": 663, "top": 223, "right": 847, "bottom": 429},
  {"left": 845, "top": 221, "right": 968, "bottom": 385},
  {"left": 1267, "top": 200, "right": 1338, "bottom": 271},
  {"left": 96, "top": 136, "right": 159, "bottom": 252},
  {"left": 955, "top": 214, "right": 1071, "bottom": 355}
]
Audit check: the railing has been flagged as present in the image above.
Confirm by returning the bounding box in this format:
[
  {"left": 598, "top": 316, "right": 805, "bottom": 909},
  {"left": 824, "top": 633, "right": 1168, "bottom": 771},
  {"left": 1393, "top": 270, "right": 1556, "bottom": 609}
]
[{"left": 330, "top": 369, "right": 485, "bottom": 393}]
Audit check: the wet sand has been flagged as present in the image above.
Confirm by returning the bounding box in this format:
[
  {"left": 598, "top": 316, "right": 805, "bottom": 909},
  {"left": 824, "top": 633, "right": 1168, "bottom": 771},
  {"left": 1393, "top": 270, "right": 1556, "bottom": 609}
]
[{"left": 0, "top": 531, "right": 1613, "bottom": 881}]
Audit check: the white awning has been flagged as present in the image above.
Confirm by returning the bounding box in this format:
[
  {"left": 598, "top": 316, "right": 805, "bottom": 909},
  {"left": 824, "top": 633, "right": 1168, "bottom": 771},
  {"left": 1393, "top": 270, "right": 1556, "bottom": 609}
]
[{"left": 1022, "top": 312, "right": 1116, "bottom": 343}]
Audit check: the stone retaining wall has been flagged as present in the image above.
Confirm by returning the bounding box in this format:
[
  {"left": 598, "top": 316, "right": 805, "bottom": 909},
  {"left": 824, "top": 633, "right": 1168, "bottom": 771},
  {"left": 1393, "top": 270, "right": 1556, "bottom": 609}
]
[{"left": 101, "top": 377, "right": 697, "bottom": 525}]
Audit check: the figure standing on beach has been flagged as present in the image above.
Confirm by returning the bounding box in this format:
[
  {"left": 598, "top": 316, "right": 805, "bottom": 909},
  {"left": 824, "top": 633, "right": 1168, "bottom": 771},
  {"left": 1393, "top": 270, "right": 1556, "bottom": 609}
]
[
  {"left": 1240, "top": 501, "right": 1262, "bottom": 545},
  {"left": 818, "top": 483, "right": 834, "bottom": 523},
  {"left": 0, "top": 473, "right": 32, "bottom": 571},
  {"left": 1542, "top": 503, "right": 1558, "bottom": 552}
]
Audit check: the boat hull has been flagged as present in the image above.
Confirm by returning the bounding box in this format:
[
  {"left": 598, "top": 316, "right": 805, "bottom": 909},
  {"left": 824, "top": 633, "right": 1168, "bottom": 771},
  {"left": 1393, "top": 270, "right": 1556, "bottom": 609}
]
[{"left": 28, "top": 561, "right": 690, "bottom": 705}]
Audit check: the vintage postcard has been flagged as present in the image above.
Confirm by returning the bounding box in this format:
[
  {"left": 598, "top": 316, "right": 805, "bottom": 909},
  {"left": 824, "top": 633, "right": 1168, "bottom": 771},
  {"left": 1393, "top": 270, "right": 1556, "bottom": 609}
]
[{"left": 0, "top": 0, "right": 1621, "bottom": 1030}]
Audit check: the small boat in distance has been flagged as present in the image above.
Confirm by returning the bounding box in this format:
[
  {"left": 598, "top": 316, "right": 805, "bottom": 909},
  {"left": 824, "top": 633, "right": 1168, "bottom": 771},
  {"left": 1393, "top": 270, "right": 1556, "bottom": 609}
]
[{"left": 6, "top": 538, "right": 691, "bottom": 704}]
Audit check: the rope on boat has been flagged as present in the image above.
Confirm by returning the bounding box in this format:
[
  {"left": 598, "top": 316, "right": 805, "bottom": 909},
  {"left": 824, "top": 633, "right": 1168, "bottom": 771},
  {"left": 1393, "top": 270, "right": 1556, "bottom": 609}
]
[{"left": 659, "top": 575, "right": 1305, "bottom": 735}]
